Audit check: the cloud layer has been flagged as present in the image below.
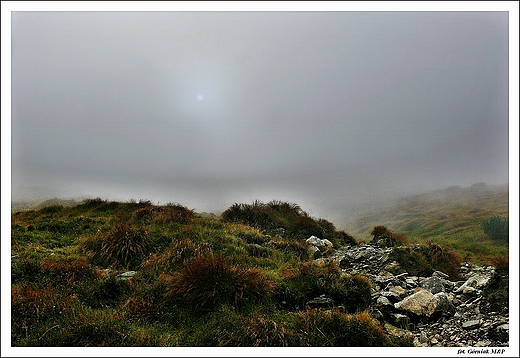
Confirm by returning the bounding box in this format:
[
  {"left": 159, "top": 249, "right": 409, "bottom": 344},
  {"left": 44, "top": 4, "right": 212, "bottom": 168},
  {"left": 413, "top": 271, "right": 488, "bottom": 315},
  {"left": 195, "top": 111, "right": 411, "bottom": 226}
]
[{"left": 10, "top": 10, "right": 510, "bottom": 222}]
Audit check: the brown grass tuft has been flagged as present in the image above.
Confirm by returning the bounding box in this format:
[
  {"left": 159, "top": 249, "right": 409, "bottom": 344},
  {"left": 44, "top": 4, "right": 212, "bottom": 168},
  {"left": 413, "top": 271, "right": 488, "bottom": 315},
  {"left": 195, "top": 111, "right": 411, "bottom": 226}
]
[
  {"left": 100, "top": 222, "right": 151, "bottom": 269},
  {"left": 167, "top": 254, "right": 274, "bottom": 310}
]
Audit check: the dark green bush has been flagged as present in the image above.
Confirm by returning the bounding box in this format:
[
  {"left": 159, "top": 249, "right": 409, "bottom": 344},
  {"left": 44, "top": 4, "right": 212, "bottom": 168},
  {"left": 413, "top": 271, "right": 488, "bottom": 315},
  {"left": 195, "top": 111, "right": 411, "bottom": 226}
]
[
  {"left": 79, "top": 274, "right": 133, "bottom": 309},
  {"left": 333, "top": 231, "right": 357, "bottom": 247},
  {"left": 37, "top": 310, "right": 159, "bottom": 347},
  {"left": 221, "top": 201, "right": 276, "bottom": 231},
  {"left": 12, "top": 257, "right": 44, "bottom": 285},
  {"left": 221, "top": 200, "right": 340, "bottom": 241},
  {"left": 39, "top": 205, "right": 64, "bottom": 215},
  {"left": 482, "top": 216, "right": 508, "bottom": 242},
  {"left": 132, "top": 205, "right": 194, "bottom": 224},
  {"left": 245, "top": 244, "right": 272, "bottom": 258},
  {"left": 274, "top": 261, "right": 372, "bottom": 313},
  {"left": 81, "top": 197, "right": 106, "bottom": 207}
]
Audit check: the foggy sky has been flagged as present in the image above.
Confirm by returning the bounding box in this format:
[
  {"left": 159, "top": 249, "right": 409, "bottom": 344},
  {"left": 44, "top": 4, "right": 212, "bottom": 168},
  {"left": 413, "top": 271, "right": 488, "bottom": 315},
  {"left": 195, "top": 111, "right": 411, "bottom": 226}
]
[{"left": 9, "top": 8, "right": 511, "bottom": 223}]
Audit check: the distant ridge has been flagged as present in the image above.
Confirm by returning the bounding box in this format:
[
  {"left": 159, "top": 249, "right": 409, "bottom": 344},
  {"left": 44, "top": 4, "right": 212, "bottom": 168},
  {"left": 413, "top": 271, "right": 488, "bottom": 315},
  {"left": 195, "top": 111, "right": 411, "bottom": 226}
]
[
  {"left": 342, "top": 183, "right": 509, "bottom": 241},
  {"left": 11, "top": 197, "right": 81, "bottom": 212}
]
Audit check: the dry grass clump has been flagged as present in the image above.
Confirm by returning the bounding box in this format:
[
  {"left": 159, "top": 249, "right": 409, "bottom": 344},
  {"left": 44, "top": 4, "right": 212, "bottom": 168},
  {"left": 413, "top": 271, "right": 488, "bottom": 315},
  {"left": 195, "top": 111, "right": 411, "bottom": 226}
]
[
  {"left": 141, "top": 239, "right": 213, "bottom": 275},
  {"left": 132, "top": 204, "right": 194, "bottom": 224},
  {"left": 293, "top": 310, "right": 413, "bottom": 347},
  {"left": 370, "top": 225, "right": 409, "bottom": 247},
  {"left": 41, "top": 257, "right": 98, "bottom": 287},
  {"left": 420, "top": 241, "right": 463, "bottom": 280},
  {"left": 167, "top": 254, "right": 274, "bottom": 311},
  {"left": 490, "top": 255, "right": 509, "bottom": 272},
  {"left": 238, "top": 313, "right": 294, "bottom": 346},
  {"left": 81, "top": 221, "right": 151, "bottom": 269}
]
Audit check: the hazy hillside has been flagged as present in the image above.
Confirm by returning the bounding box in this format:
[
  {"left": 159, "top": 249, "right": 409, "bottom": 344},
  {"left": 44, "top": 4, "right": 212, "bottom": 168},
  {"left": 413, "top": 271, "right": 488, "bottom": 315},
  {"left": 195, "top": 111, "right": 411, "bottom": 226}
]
[
  {"left": 11, "top": 198, "right": 81, "bottom": 213},
  {"left": 342, "top": 183, "right": 509, "bottom": 262}
]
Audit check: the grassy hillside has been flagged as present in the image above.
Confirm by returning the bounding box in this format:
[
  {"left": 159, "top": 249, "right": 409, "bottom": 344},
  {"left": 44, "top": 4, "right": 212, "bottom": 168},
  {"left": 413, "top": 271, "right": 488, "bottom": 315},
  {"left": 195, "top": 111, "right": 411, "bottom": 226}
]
[
  {"left": 342, "top": 183, "right": 509, "bottom": 264},
  {"left": 11, "top": 198, "right": 414, "bottom": 347},
  {"left": 10, "top": 188, "right": 509, "bottom": 347}
]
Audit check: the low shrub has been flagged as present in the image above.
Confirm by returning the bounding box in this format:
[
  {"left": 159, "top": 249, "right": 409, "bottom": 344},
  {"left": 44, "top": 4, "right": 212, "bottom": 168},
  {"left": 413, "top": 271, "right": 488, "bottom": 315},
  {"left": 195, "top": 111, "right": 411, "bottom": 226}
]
[
  {"left": 81, "top": 197, "right": 106, "bottom": 208},
  {"left": 388, "top": 246, "right": 433, "bottom": 277},
  {"left": 37, "top": 310, "right": 160, "bottom": 347},
  {"left": 336, "top": 274, "right": 373, "bottom": 313},
  {"left": 285, "top": 215, "right": 325, "bottom": 241},
  {"left": 370, "top": 226, "right": 409, "bottom": 247},
  {"left": 11, "top": 256, "right": 44, "bottom": 285},
  {"left": 132, "top": 205, "right": 194, "bottom": 224},
  {"left": 167, "top": 254, "right": 274, "bottom": 311},
  {"left": 39, "top": 205, "right": 64, "bottom": 215},
  {"left": 481, "top": 256, "right": 509, "bottom": 316},
  {"left": 221, "top": 201, "right": 275, "bottom": 231},
  {"left": 482, "top": 216, "right": 508, "bottom": 242},
  {"left": 333, "top": 231, "right": 357, "bottom": 247},
  {"left": 420, "top": 242, "right": 463, "bottom": 280},
  {"left": 236, "top": 231, "right": 267, "bottom": 245},
  {"left": 245, "top": 244, "right": 272, "bottom": 258},
  {"left": 221, "top": 200, "right": 340, "bottom": 241},
  {"left": 490, "top": 255, "right": 509, "bottom": 273}
]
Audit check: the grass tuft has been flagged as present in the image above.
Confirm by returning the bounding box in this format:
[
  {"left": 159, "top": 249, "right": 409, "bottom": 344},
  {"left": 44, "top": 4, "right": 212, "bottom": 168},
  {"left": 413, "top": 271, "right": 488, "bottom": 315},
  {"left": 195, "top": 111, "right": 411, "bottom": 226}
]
[{"left": 167, "top": 254, "right": 274, "bottom": 311}]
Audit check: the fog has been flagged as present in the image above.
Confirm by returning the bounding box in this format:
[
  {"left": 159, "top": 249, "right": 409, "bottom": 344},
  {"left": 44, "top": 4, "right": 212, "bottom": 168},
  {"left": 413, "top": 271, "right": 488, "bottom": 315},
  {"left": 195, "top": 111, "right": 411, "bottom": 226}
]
[{"left": 6, "top": 6, "right": 513, "bottom": 225}]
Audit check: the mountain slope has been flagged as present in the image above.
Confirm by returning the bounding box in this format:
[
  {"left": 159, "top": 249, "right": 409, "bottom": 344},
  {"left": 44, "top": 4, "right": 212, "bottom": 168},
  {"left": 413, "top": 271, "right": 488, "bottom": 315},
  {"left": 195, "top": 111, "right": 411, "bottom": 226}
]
[{"left": 342, "top": 183, "right": 509, "bottom": 263}]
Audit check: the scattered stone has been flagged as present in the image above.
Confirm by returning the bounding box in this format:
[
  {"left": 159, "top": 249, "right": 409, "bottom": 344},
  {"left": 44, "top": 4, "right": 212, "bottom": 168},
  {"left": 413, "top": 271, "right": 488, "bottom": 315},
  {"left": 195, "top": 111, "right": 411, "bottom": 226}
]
[
  {"left": 306, "top": 235, "right": 333, "bottom": 248},
  {"left": 421, "top": 276, "right": 446, "bottom": 294},
  {"left": 390, "top": 286, "right": 407, "bottom": 298},
  {"left": 116, "top": 271, "right": 137, "bottom": 279},
  {"left": 306, "top": 294, "right": 333, "bottom": 309},
  {"left": 392, "top": 313, "right": 410, "bottom": 329},
  {"left": 395, "top": 289, "right": 437, "bottom": 317},
  {"left": 462, "top": 320, "right": 480, "bottom": 330},
  {"left": 329, "top": 242, "right": 508, "bottom": 347},
  {"left": 432, "top": 271, "right": 450, "bottom": 279},
  {"left": 384, "top": 261, "right": 403, "bottom": 275}
]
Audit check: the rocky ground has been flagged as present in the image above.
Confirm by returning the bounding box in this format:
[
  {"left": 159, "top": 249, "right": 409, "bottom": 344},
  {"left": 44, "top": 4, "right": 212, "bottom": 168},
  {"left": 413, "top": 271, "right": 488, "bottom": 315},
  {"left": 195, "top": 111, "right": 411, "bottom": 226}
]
[{"left": 309, "top": 241, "right": 510, "bottom": 347}]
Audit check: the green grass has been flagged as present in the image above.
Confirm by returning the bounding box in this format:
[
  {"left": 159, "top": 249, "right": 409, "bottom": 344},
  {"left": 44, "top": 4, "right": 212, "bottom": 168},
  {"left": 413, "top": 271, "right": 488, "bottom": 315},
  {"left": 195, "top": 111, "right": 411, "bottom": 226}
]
[
  {"left": 342, "top": 184, "right": 509, "bottom": 264},
  {"left": 11, "top": 198, "right": 375, "bottom": 346},
  {"left": 10, "top": 189, "right": 509, "bottom": 346}
]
